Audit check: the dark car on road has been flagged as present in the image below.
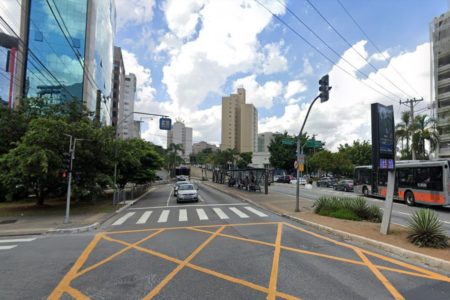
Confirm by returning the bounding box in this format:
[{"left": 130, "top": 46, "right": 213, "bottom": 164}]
[
  {"left": 316, "top": 177, "right": 336, "bottom": 187},
  {"left": 333, "top": 180, "right": 354, "bottom": 192},
  {"left": 276, "top": 175, "right": 294, "bottom": 183}
]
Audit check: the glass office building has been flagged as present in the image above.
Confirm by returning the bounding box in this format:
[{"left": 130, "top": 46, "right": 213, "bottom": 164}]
[{"left": 19, "top": 0, "right": 116, "bottom": 125}]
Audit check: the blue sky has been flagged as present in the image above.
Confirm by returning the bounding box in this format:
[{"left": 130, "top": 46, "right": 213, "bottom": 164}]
[{"left": 1, "top": 0, "right": 449, "bottom": 149}]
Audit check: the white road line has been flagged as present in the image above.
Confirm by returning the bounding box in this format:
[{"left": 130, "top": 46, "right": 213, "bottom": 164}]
[
  {"left": 136, "top": 211, "right": 152, "bottom": 224},
  {"left": 198, "top": 195, "right": 205, "bottom": 202},
  {"left": 229, "top": 207, "right": 249, "bottom": 218},
  {"left": 196, "top": 208, "right": 209, "bottom": 220},
  {"left": 158, "top": 210, "right": 170, "bottom": 223},
  {"left": 130, "top": 203, "right": 247, "bottom": 210},
  {"left": 244, "top": 206, "right": 268, "bottom": 217},
  {"left": 212, "top": 208, "right": 229, "bottom": 219},
  {"left": 179, "top": 209, "right": 188, "bottom": 222},
  {"left": 112, "top": 212, "right": 136, "bottom": 226},
  {"left": 0, "top": 245, "right": 17, "bottom": 250},
  {"left": 166, "top": 189, "right": 173, "bottom": 207},
  {"left": 0, "top": 238, "right": 36, "bottom": 243}
]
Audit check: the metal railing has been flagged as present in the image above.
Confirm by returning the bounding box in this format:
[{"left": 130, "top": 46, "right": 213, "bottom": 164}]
[{"left": 112, "top": 183, "right": 152, "bottom": 206}]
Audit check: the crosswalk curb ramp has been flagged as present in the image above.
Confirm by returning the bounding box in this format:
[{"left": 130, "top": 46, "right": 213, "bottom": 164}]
[{"left": 112, "top": 206, "right": 268, "bottom": 226}]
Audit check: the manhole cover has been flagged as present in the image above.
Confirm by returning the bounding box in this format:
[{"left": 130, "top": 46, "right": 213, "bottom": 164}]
[{"left": 0, "top": 219, "right": 18, "bottom": 225}]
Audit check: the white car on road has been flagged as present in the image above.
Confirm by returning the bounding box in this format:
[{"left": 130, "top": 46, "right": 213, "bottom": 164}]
[
  {"left": 290, "top": 177, "right": 307, "bottom": 185},
  {"left": 177, "top": 183, "right": 199, "bottom": 203}
]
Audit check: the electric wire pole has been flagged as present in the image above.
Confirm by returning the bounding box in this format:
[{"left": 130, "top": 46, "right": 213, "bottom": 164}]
[{"left": 399, "top": 97, "right": 423, "bottom": 160}]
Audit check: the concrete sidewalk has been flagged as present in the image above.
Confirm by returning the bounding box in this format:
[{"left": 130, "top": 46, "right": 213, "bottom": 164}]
[{"left": 202, "top": 181, "right": 450, "bottom": 272}]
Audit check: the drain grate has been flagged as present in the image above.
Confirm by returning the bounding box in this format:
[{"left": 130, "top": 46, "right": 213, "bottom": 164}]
[{"left": 0, "top": 219, "right": 18, "bottom": 225}]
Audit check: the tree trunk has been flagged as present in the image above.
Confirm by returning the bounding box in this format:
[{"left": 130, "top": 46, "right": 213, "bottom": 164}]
[{"left": 36, "top": 185, "right": 45, "bottom": 206}]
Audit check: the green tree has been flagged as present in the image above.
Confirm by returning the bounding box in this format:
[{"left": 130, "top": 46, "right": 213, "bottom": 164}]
[
  {"left": 237, "top": 152, "right": 253, "bottom": 169},
  {"left": 338, "top": 140, "right": 372, "bottom": 166},
  {"left": 411, "top": 115, "right": 439, "bottom": 160},
  {"left": 395, "top": 111, "right": 413, "bottom": 159},
  {"left": 0, "top": 106, "right": 27, "bottom": 155},
  {"left": 268, "top": 132, "right": 310, "bottom": 172}
]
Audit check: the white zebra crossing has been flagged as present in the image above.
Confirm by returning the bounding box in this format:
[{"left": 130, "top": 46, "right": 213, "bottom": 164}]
[
  {"left": 0, "top": 237, "right": 37, "bottom": 251},
  {"left": 111, "top": 206, "right": 267, "bottom": 226}
]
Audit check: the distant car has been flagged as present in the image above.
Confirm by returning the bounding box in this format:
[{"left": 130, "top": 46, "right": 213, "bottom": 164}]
[
  {"left": 176, "top": 176, "right": 188, "bottom": 181},
  {"left": 177, "top": 183, "right": 199, "bottom": 203},
  {"left": 317, "top": 177, "right": 336, "bottom": 188},
  {"left": 174, "top": 181, "right": 190, "bottom": 196},
  {"left": 290, "top": 177, "right": 307, "bottom": 185},
  {"left": 276, "top": 175, "right": 293, "bottom": 183},
  {"left": 334, "top": 180, "right": 354, "bottom": 192}
]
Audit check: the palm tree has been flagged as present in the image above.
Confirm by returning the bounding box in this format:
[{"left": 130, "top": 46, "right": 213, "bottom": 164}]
[
  {"left": 395, "top": 111, "right": 413, "bottom": 159},
  {"left": 411, "top": 115, "right": 439, "bottom": 159},
  {"left": 166, "top": 143, "right": 184, "bottom": 177}
]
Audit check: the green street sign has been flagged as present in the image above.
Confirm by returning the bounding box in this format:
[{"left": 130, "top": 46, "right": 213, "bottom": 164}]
[
  {"left": 282, "top": 138, "right": 296, "bottom": 145},
  {"left": 305, "top": 140, "right": 322, "bottom": 148}
]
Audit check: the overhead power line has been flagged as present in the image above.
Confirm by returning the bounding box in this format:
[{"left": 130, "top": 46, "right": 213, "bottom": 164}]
[
  {"left": 273, "top": 0, "right": 403, "bottom": 102},
  {"left": 301, "top": 0, "right": 413, "bottom": 99},
  {"left": 253, "top": 0, "right": 398, "bottom": 103},
  {"left": 336, "top": 0, "right": 421, "bottom": 97}
]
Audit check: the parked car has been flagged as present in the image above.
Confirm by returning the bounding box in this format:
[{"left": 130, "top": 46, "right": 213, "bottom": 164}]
[
  {"left": 290, "top": 177, "right": 307, "bottom": 185},
  {"left": 177, "top": 183, "right": 199, "bottom": 203},
  {"left": 174, "top": 181, "right": 190, "bottom": 196},
  {"left": 276, "top": 175, "right": 293, "bottom": 183},
  {"left": 333, "top": 180, "right": 354, "bottom": 192},
  {"left": 317, "top": 177, "right": 336, "bottom": 188}
]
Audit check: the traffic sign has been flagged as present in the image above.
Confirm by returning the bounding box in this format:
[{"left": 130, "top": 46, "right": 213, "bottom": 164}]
[
  {"left": 159, "top": 117, "right": 172, "bottom": 130},
  {"left": 282, "top": 138, "right": 296, "bottom": 145},
  {"left": 298, "top": 154, "right": 305, "bottom": 164},
  {"left": 299, "top": 164, "right": 304, "bottom": 172},
  {"left": 305, "top": 140, "right": 322, "bottom": 148}
]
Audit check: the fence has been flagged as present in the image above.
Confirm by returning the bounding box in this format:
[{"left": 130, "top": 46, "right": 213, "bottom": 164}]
[{"left": 112, "top": 183, "right": 152, "bottom": 206}]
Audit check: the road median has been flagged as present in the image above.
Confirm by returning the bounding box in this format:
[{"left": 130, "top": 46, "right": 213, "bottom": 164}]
[{"left": 202, "top": 181, "right": 450, "bottom": 273}]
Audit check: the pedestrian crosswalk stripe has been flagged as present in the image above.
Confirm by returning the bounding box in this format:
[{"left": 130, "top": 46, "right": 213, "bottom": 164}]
[
  {"left": 196, "top": 208, "right": 208, "bottom": 220},
  {"left": 212, "top": 208, "right": 229, "bottom": 219},
  {"left": 158, "top": 210, "right": 170, "bottom": 223},
  {"left": 136, "top": 211, "right": 152, "bottom": 224},
  {"left": 0, "top": 245, "right": 17, "bottom": 250},
  {"left": 112, "top": 212, "right": 136, "bottom": 226},
  {"left": 244, "top": 206, "right": 268, "bottom": 217},
  {"left": 179, "top": 209, "right": 188, "bottom": 222},
  {"left": 0, "top": 238, "right": 36, "bottom": 243},
  {"left": 229, "top": 207, "right": 249, "bottom": 218}
]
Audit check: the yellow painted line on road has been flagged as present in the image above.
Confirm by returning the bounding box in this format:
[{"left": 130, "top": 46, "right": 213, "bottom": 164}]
[
  {"left": 355, "top": 249, "right": 404, "bottom": 300},
  {"left": 73, "top": 229, "right": 164, "bottom": 279},
  {"left": 66, "top": 286, "right": 89, "bottom": 300},
  {"left": 48, "top": 233, "right": 103, "bottom": 300},
  {"left": 143, "top": 226, "right": 226, "bottom": 299},
  {"left": 268, "top": 223, "right": 283, "bottom": 300}
]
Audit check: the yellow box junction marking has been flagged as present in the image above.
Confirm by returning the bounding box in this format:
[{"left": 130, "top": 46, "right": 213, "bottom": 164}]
[{"left": 48, "top": 222, "right": 450, "bottom": 299}]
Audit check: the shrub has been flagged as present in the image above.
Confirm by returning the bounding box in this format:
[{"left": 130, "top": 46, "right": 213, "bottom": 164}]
[
  {"left": 313, "top": 196, "right": 382, "bottom": 223},
  {"left": 407, "top": 209, "right": 448, "bottom": 248}
]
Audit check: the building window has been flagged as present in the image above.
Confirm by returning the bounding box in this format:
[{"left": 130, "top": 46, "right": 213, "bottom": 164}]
[{"left": 34, "top": 30, "right": 43, "bottom": 41}]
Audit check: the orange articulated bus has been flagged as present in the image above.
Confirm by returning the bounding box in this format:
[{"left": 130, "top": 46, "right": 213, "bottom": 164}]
[{"left": 354, "top": 160, "right": 450, "bottom": 207}]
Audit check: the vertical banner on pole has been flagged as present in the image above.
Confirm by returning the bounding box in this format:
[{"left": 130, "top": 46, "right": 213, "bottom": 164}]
[{"left": 371, "top": 103, "right": 396, "bottom": 234}]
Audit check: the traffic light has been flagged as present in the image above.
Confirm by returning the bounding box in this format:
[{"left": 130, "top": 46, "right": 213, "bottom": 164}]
[
  {"left": 319, "top": 74, "right": 329, "bottom": 103},
  {"left": 63, "top": 152, "right": 72, "bottom": 172}
]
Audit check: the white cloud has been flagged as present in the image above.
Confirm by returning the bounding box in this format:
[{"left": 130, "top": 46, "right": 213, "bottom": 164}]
[
  {"left": 115, "top": 0, "right": 155, "bottom": 30},
  {"left": 122, "top": 49, "right": 156, "bottom": 103},
  {"left": 257, "top": 42, "right": 288, "bottom": 74},
  {"left": 260, "top": 42, "right": 431, "bottom": 151},
  {"left": 303, "top": 57, "right": 314, "bottom": 75},
  {"left": 162, "top": 0, "right": 286, "bottom": 109},
  {"left": 369, "top": 50, "right": 390, "bottom": 62},
  {"left": 0, "top": 0, "right": 20, "bottom": 33},
  {"left": 284, "top": 80, "right": 307, "bottom": 99},
  {"left": 233, "top": 75, "right": 283, "bottom": 109}
]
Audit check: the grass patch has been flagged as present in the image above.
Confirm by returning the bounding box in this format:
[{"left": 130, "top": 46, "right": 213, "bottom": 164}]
[
  {"left": 314, "top": 196, "right": 382, "bottom": 223},
  {"left": 0, "top": 197, "right": 115, "bottom": 217}
]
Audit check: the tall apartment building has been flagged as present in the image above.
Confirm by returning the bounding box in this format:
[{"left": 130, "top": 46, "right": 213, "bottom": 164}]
[
  {"left": 16, "top": 0, "right": 116, "bottom": 125},
  {"left": 167, "top": 121, "right": 193, "bottom": 162},
  {"left": 257, "top": 132, "right": 277, "bottom": 152},
  {"left": 118, "top": 74, "right": 136, "bottom": 139},
  {"left": 431, "top": 9, "right": 450, "bottom": 157},
  {"left": 111, "top": 46, "right": 125, "bottom": 128},
  {"left": 221, "top": 88, "right": 258, "bottom": 153},
  {"left": 192, "top": 141, "right": 218, "bottom": 154},
  {"left": 0, "top": 33, "right": 19, "bottom": 108}
]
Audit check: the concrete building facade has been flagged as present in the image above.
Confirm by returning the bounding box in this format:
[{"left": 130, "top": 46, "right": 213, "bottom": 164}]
[
  {"left": 257, "top": 132, "right": 277, "bottom": 152},
  {"left": 117, "top": 73, "right": 136, "bottom": 139},
  {"left": 167, "top": 121, "right": 193, "bottom": 162},
  {"left": 192, "top": 141, "right": 218, "bottom": 154},
  {"left": 111, "top": 46, "right": 125, "bottom": 128},
  {"left": 221, "top": 88, "right": 258, "bottom": 153},
  {"left": 432, "top": 10, "right": 450, "bottom": 157}
]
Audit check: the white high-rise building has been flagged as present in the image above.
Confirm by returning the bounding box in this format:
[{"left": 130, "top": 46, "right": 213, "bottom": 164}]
[
  {"left": 167, "top": 121, "right": 193, "bottom": 162},
  {"left": 118, "top": 73, "right": 136, "bottom": 139}
]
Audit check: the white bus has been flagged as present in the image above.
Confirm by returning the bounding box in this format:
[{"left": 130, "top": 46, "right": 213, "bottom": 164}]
[{"left": 354, "top": 160, "right": 450, "bottom": 206}]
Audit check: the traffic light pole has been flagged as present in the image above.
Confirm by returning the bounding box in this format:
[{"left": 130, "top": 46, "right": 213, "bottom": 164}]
[
  {"left": 64, "top": 135, "right": 84, "bottom": 224},
  {"left": 295, "top": 95, "right": 320, "bottom": 212}
]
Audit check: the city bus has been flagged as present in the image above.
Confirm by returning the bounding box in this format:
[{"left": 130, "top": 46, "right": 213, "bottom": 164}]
[{"left": 354, "top": 160, "right": 450, "bottom": 206}]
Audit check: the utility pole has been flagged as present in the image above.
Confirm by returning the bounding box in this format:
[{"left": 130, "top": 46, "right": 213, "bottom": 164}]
[{"left": 399, "top": 97, "right": 423, "bottom": 160}]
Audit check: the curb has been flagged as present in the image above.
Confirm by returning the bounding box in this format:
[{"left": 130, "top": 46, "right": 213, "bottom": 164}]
[{"left": 203, "top": 182, "right": 450, "bottom": 273}]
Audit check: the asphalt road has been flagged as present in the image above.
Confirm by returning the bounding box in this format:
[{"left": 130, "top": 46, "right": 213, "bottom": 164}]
[
  {"left": 270, "top": 183, "right": 450, "bottom": 234},
  {"left": 1, "top": 182, "right": 449, "bottom": 299}
]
